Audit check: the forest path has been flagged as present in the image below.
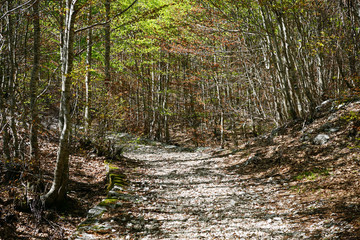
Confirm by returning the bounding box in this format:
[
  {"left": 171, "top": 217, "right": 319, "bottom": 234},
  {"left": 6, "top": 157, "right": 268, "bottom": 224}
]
[{"left": 120, "top": 145, "right": 306, "bottom": 239}]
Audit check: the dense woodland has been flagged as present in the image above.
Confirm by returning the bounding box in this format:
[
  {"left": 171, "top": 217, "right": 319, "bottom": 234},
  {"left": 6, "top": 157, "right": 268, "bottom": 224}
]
[{"left": 0, "top": 0, "right": 360, "bottom": 221}]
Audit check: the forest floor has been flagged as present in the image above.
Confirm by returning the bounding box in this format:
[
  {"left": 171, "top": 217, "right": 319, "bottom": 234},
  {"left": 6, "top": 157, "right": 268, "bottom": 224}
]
[{"left": 1, "top": 100, "right": 360, "bottom": 239}]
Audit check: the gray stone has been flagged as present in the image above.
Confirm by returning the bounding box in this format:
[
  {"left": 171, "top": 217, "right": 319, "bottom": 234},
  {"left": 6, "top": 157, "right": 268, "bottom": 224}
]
[
  {"left": 145, "top": 223, "right": 159, "bottom": 232},
  {"left": 106, "top": 185, "right": 124, "bottom": 198},
  {"left": 112, "top": 185, "right": 124, "bottom": 191},
  {"left": 196, "top": 147, "right": 211, "bottom": 152},
  {"left": 74, "top": 232, "right": 98, "bottom": 240},
  {"left": 319, "top": 122, "right": 332, "bottom": 131},
  {"left": 87, "top": 205, "right": 107, "bottom": 218},
  {"left": 328, "top": 114, "right": 337, "bottom": 121},
  {"left": 300, "top": 134, "right": 310, "bottom": 142},
  {"left": 115, "top": 201, "right": 123, "bottom": 208},
  {"left": 107, "top": 190, "right": 121, "bottom": 198},
  {"left": 313, "top": 134, "right": 330, "bottom": 145},
  {"left": 164, "top": 145, "right": 178, "bottom": 149},
  {"left": 337, "top": 103, "right": 346, "bottom": 109},
  {"left": 316, "top": 99, "right": 333, "bottom": 111},
  {"left": 108, "top": 192, "right": 139, "bottom": 202},
  {"left": 78, "top": 219, "right": 99, "bottom": 231},
  {"left": 133, "top": 224, "right": 143, "bottom": 231},
  {"left": 95, "top": 222, "right": 113, "bottom": 231},
  {"left": 328, "top": 127, "right": 339, "bottom": 133},
  {"left": 79, "top": 221, "right": 113, "bottom": 233}
]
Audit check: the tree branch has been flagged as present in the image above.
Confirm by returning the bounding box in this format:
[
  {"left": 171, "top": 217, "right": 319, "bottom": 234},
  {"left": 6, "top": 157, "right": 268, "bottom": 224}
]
[
  {"left": 74, "top": 0, "right": 138, "bottom": 34},
  {"left": 0, "top": 0, "right": 35, "bottom": 20}
]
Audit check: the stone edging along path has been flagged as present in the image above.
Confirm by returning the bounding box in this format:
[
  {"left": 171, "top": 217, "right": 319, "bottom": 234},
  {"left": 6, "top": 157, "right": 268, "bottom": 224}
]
[
  {"left": 73, "top": 159, "right": 130, "bottom": 239},
  {"left": 73, "top": 139, "right": 353, "bottom": 239}
]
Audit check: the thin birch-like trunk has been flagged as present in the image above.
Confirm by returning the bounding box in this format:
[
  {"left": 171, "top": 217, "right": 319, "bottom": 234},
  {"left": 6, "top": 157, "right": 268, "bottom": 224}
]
[
  {"left": 42, "top": 0, "right": 77, "bottom": 206},
  {"left": 84, "top": 6, "right": 92, "bottom": 138}
]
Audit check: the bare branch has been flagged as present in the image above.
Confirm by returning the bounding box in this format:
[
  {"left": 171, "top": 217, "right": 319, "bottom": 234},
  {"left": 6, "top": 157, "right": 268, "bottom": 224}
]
[
  {"left": 74, "top": 0, "right": 138, "bottom": 34},
  {"left": 36, "top": 66, "right": 60, "bottom": 101},
  {"left": 0, "top": 0, "right": 35, "bottom": 20}
]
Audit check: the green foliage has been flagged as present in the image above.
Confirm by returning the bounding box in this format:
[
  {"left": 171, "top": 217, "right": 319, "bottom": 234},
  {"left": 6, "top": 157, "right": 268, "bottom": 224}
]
[
  {"left": 342, "top": 111, "right": 360, "bottom": 122},
  {"left": 111, "top": 0, "right": 192, "bottom": 64},
  {"left": 129, "top": 136, "right": 149, "bottom": 145},
  {"left": 295, "top": 168, "right": 330, "bottom": 181}
]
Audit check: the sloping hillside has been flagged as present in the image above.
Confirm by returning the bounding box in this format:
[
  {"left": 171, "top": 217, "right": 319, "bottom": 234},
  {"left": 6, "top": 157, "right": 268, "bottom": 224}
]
[{"left": 219, "top": 99, "right": 360, "bottom": 238}]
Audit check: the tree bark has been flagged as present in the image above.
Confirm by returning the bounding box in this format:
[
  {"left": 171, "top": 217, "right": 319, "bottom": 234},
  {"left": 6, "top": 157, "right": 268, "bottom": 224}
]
[
  {"left": 84, "top": 5, "right": 92, "bottom": 138},
  {"left": 29, "top": 0, "right": 41, "bottom": 168},
  {"left": 104, "top": 0, "right": 111, "bottom": 86},
  {"left": 42, "top": 0, "right": 78, "bottom": 206},
  {"left": 6, "top": 0, "right": 19, "bottom": 158}
]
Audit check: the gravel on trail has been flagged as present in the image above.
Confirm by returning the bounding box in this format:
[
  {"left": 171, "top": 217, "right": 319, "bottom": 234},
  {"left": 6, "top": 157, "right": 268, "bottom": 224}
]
[
  {"left": 117, "top": 144, "right": 349, "bottom": 239},
  {"left": 75, "top": 143, "right": 353, "bottom": 239}
]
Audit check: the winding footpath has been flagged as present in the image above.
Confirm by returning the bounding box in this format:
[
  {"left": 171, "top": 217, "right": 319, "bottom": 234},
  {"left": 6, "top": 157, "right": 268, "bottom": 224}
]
[{"left": 75, "top": 143, "right": 351, "bottom": 239}]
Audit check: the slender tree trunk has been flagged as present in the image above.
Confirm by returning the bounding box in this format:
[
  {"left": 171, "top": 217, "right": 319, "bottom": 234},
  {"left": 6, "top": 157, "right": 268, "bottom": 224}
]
[
  {"left": 1, "top": 3, "right": 11, "bottom": 161},
  {"left": 104, "top": 0, "right": 111, "bottom": 86},
  {"left": 6, "top": 0, "right": 19, "bottom": 159},
  {"left": 164, "top": 53, "right": 170, "bottom": 142},
  {"left": 84, "top": 6, "right": 92, "bottom": 138},
  {"left": 30, "top": 0, "right": 41, "bottom": 168},
  {"left": 150, "top": 65, "right": 156, "bottom": 138},
  {"left": 42, "top": 0, "right": 78, "bottom": 206},
  {"left": 260, "top": 5, "right": 298, "bottom": 119}
]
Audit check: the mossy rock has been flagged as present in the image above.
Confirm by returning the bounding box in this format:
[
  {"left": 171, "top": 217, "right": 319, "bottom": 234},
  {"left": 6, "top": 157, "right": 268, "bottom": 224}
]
[
  {"left": 78, "top": 219, "right": 99, "bottom": 229},
  {"left": 107, "top": 173, "right": 128, "bottom": 190},
  {"left": 107, "top": 163, "right": 120, "bottom": 171},
  {"left": 80, "top": 221, "right": 113, "bottom": 233},
  {"left": 106, "top": 162, "right": 128, "bottom": 190},
  {"left": 98, "top": 198, "right": 119, "bottom": 207},
  {"left": 86, "top": 205, "right": 107, "bottom": 218}
]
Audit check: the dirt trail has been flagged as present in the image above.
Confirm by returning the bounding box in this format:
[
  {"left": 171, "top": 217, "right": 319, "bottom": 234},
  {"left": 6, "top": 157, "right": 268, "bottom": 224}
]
[{"left": 119, "top": 145, "right": 343, "bottom": 239}]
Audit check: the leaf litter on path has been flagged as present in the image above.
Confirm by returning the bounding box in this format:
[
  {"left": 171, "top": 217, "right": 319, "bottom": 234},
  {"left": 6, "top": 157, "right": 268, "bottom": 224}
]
[{"left": 86, "top": 143, "right": 354, "bottom": 239}]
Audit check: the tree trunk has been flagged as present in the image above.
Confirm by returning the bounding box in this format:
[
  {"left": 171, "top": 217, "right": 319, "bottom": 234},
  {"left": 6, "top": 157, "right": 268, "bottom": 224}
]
[
  {"left": 6, "top": 0, "right": 19, "bottom": 159},
  {"left": 30, "top": 0, "right": 41, "bottom": 169},
  {"left": 42, "top": 0, "right": 78, "bottom": 206},
  {"left": 104, "top": 0, "right": 111, "bottom": 86},
  {"left": 84, "top": 6, "right": 92, "bottom": 138}
]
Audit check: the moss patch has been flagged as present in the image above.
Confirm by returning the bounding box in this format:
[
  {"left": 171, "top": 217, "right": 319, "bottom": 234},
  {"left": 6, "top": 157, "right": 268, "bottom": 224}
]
[
  {"left": 99, "top": 198, "right": 119, "bottom": 207},
  {"left": 108, "top": 173, "right": 128, "bottom": 190},
  {"left": 104, "top": 161, "right": 129, "bottom": 190},
  {"left": 294, "top": 168, "right": 330, "bottom": 181},
  {"left": 107, "top": 163, "right": 120, "bottom": 172}
]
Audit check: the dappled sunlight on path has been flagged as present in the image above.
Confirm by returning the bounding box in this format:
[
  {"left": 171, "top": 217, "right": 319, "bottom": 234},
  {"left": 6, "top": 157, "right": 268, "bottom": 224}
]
[{"left": 118, "top": 145, "right": 348, "bottom": 239}]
